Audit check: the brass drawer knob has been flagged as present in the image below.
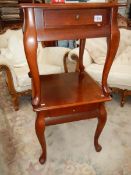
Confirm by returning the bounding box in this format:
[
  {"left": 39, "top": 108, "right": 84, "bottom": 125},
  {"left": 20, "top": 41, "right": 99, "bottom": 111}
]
[{"left": 76, "top": 14, "right": 80, "bottom": 20}]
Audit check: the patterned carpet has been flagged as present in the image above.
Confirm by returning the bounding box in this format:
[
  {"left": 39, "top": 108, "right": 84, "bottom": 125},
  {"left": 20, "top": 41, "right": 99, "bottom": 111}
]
[{"left": 0, "top": 73, "right": 131, "bottom": 175}]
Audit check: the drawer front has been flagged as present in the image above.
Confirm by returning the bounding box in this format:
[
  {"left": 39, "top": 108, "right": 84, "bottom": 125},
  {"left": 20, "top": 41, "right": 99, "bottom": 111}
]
[
  {"left": 47, "top": 103, "right": 99, "bottom": 117},
  {"left": 44, "top": 9, "right": 110, "bottom": 28}
]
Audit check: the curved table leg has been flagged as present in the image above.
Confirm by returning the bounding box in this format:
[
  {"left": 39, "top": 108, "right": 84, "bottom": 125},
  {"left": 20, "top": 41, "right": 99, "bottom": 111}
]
[
  {"left": 94, "top": 103, "right": 107, "bottom": 152},
  {"left": 35, "top": 111, "right": 46, "bottom": 164}
]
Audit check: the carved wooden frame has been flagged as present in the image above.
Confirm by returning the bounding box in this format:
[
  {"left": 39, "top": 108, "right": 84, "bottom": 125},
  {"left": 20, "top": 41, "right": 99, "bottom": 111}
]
[
  {"left": 0, "top": 65, "right": 31, "bottom": 111},
  {"left": 111, "top": 87, "right": 131, "bottom": 107}
]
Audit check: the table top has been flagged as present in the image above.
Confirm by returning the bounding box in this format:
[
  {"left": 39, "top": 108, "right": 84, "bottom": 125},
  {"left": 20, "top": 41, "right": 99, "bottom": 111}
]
[{"left": 20, "top": 2, "right": 126, "bottom": 9}]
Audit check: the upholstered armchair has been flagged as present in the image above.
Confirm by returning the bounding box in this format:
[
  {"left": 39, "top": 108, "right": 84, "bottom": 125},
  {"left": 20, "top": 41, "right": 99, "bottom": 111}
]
[
  {"left": 68, "top": 28, "right": 131, "bottom": 107},
  {"left": 0, "top": 29, "right": 71, "bottom": 110}
]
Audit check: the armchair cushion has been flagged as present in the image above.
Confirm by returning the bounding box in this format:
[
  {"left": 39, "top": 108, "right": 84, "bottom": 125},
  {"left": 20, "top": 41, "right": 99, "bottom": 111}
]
[
  {"left": 86, "top": 64, "right": 131, "bottom": 90},
  {"left": 114, "top": 46, "right": 131, "bottom": 65},
  {"left": 7, "top": 35, "right": 27, "bottom": 67},
  {"left": 121, "top": 28, "right": 131, "bottom": 46},
  {"left": 0, "top": 36, "right": 8, "bottom": 48},
  {"left": 85, "top": 28, "right": 131, "bottom": 65},
  {"left": 85, "top": 37, "right": 107, "bottom": 65},
  {"left": 0, "top": 29, "right": 27, "bottom": 67},
  {"left": 38, "top": 46, "right": 71, "bottom": 71},
  {"left": 0, "top": 29, "right": 22, "bottom": 48},
  {"left": 14, "top": 64, "right": 62, "bottom": 92}
]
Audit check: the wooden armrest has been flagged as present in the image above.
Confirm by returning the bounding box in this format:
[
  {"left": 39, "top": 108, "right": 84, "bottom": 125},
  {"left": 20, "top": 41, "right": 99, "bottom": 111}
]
[
  {"left": 63, "top": 51, "right": 75, "bottom": 73},
  {"left": 70, "top": 53, "right": 79, "bottom": 72},
  {"left": 0, "top": 64, "right": 16, "bottom": 94}
]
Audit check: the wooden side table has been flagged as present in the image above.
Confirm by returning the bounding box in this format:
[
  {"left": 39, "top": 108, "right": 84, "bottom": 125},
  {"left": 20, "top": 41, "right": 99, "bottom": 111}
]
[{"left": 21, "top": 3, "right": 124, "bottom": 164}]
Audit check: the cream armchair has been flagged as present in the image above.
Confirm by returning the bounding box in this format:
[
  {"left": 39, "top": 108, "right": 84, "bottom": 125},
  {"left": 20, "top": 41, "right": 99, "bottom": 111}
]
[
  {"left": 68, "top": 28, "right": 131, "bottom": 107},
  {"left": 0, "top": 29, "right": 71, "bottom": 110}
]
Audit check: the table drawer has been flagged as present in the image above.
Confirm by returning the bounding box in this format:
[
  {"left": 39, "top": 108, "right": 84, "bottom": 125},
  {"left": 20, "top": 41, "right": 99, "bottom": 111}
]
[
  {"left": 47, "top": 103, "right": 99, "bottom": 117},
  {"left": 44, "top": 9, "right": 109, "bottom": 28}
]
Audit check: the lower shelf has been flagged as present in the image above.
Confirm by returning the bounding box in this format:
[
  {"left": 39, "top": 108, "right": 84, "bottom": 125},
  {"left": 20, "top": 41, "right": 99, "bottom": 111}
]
[{"left": 33, "top": 71, "right": 111, "bottom": 112}]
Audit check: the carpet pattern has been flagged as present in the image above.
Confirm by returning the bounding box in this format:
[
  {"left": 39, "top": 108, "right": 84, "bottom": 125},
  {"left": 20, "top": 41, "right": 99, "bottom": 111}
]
[{"left": 0, "top": 73, "right": 131, "bottom": 175}]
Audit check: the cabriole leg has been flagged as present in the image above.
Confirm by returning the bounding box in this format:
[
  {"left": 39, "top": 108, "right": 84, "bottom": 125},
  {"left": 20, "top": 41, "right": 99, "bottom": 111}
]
[
  {"left": 94, "top": 103, "right": 107, "bottom": 152},
  {"left": 35, "top": 111, "right": 46, "bottom": 164}
]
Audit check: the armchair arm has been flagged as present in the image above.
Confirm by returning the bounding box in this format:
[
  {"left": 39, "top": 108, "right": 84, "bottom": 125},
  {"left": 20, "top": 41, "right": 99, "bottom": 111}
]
[
  {"left": 0, "top": 60, "right": 16, "bottom": 95},
  {"left": 0, "top": 31, "right": 8, "bottom": 48},
  {"left": 0, "top": 56, "right": 14, "bottom": 71},
  {"left": 68, "top": 47, "right": 93, "bottom": 72},
  {"left": 0, "top": 55, "right": 17, "bottom": 80}
]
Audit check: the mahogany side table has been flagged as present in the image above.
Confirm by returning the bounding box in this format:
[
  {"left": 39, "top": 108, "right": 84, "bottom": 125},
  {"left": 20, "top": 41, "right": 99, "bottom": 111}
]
[{"left": 21, "top": 3, "right": 124, "bottom": 164}]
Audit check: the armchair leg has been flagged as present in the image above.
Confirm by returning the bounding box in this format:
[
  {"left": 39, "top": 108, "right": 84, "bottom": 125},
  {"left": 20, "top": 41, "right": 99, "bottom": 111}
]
[
  {"left": 12, "top": 94, "right": 19, "bottom": 111},
  {"left": 35, "top": 111, "right": 46, "bottom": 164},
  {"left": 94, "top": 103, "right": 107, "bottom": 152},
  {"left": 120, "top": 90, "right": 126, "bottom": 107}
]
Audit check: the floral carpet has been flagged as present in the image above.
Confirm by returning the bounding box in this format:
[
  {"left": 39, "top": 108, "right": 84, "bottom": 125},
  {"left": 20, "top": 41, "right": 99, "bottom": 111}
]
[{"left": 0, "top": 73, "right": 131, "bottom": 175}]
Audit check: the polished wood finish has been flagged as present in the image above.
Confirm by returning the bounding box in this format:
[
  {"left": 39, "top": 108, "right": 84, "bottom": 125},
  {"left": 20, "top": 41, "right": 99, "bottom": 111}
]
[
  {"left": 37, "top": 72, "right": 111, "bottom": 112},
  {"left": 21, "top": 3, "right": 122, "bottom": 164}
]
